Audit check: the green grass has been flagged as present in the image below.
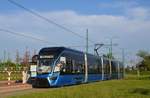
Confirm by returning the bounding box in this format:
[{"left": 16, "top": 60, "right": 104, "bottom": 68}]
[
  {"left": 125, "top": 74, "right": 150, "bottom": 80},
  {"left": 126, "top": 71, "right": 150, "bottom": 75},
  {"left": 7, "top": 75, "right": 150, "bottom": 98}
]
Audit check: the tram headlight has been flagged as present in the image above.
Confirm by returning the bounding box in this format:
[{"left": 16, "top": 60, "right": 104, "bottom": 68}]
[{"left": 49, "top": 76, "right": 57, "bottom": 80}]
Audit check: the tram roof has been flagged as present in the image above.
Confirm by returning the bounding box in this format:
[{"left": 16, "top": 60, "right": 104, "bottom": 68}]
[
  {"left": 39, "top": 47, "right": 84, "bottom": 55},
  {"left": 39, "top": 47, "right": 120, "bottom": 62}
]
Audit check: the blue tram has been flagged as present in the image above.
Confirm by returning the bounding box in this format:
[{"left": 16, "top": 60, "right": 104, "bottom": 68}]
[{"left": 32, "top": 47, "right": 124, "bottom": 87}]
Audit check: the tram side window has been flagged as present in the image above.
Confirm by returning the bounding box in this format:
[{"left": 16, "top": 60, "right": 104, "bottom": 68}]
[
  {"left": 103, "top": 60, "right": 110, "bottom": 74},
  {"left": 61, "top": 57, "right": 84, "bottom": 74},
  {"left": 73, "top": 60, "right": 84, "bottom": 74},
  {"left": 103, "top": 60, "right": 106, "bottom": 74},
  {"left": 88, "top": 64, "right": 94, "bottom": 74},
  {"left": 97, "top": 59, "right": 102, "bottom": 73},
  {"left": 72, "top": 60, "right": 75, "bottom": 73},
  {"left": 61, "top": 57, "right": 73, "bottom": 74},
  {"left": 94, "top": 59, "right": 99, "bottom": 73},
  {"left": 111, "top": 61, "right": 117, "bottom": 73},
  {"left": 120, "top": 62, "right": 123, "bottom": 73},
  {"left": 78, "top": 61, "right": 84, "bottom": 73},
  {"left": 111, "top": 61, "right": 115, "bottom": 73},
  {"left": 88, "top": 58, "right": 99, "bottom": 74}
]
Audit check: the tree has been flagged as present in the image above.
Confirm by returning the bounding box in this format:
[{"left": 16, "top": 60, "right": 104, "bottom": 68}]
[
  {"left": 136, "top": 50, "right": 149, "bottom": 58},
  {"left": 16, "top": 49, "right": 20, "bottom": 64},
  {"left": 22, "top": 48, "right": 30, "bottom": 67},
  {"left": 4, "top": 61, "right": 16, "bottom": 67},
  {"left": 136, "top": 50, "right": 150, "bottom": 71},
  {"left": 143, "top": 56, "right": 150, "bottom": 70}
]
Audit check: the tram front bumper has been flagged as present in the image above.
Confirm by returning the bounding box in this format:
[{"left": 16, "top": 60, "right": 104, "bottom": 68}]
[{"left": 32, "top": 78, "right": 50, "bottom": 88}]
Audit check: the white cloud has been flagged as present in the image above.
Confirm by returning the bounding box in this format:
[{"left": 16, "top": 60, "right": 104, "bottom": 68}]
[
  {"left": 0, "top": 8, "right": 150, "bottom": 59},
  {"left": 126, "top": 7, "right": 150, "bottom": 20},
  {"left": 98, "top": 1, "right": 139, "bottom": 10}
]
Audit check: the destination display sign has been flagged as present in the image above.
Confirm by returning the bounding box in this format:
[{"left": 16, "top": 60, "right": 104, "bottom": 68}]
[{"left": 40, "top": 55, "right": 54, "bottom": 59}]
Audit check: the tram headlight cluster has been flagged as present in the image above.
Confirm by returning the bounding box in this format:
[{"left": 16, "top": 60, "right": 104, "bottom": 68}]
[{"left": 49, "top": 76, "right": 57, "bottom": 80}]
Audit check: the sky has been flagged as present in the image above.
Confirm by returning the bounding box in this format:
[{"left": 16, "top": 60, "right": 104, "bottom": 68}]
[{"left": 0, "top": 0, "right": 150, "bottom": 62}]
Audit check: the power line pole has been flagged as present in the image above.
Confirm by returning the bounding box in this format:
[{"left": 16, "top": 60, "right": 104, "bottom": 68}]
[
  {"left": 84, "top": 29, "right": 89, "bottom": 83},
  {"left": 86, "top": 29, "right": 89, "bottom": 53},
  {"left": 101, "top": 57, "right": 104, "bottom": 80},
  {"left": 108, "top": 39, "right": 113, "bottom": 79},
  {"left": 108, "top": 37, "right": 118, "bottom": 59},
  {"left": 110, "top": 39, "right": 113, "bottom": 59},
  {"left": 108, "top": 38, "right": 113, "bottom": 59},
  {"left": 3, "top": 50, "right": 6, "bottom": 62},
  {"left": 94, "top": 43, "right": 104, "bottom": 80},
  {"left": 122, "top": 48, "right": 126, "bottom": 78},
  {"left": 108, "top": 38, "right": 118, "bottom": 79}
]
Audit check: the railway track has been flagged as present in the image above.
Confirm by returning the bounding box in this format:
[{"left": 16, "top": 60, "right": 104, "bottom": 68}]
[
  {"left": 0, "top": 83, "right": 53, "bottom": 98},
  {"left": 0, "top": 83, "right": 32, "bottom": 97}
]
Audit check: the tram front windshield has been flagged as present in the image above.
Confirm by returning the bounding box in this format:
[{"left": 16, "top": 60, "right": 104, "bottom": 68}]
[{"left": 37, "top": 57, "right": 55, "bottom": 74}]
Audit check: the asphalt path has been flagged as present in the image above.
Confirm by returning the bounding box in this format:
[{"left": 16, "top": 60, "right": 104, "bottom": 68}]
[{"left": 0, "top": 82, "right": 32, "bottom": 98}]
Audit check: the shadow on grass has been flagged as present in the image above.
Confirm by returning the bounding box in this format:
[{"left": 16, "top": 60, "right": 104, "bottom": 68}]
[
  {"left": 32, "top": 81, "right": 98, "bottom": 89},
  {"left": 125, "top": 75, "right": 150, "bottom": 80},
  {"left": 129, "top": 88, "right": 150, "bottom": 95},
  {"left": 139, "top": 76, "right": 150, "bottom": 80}
]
